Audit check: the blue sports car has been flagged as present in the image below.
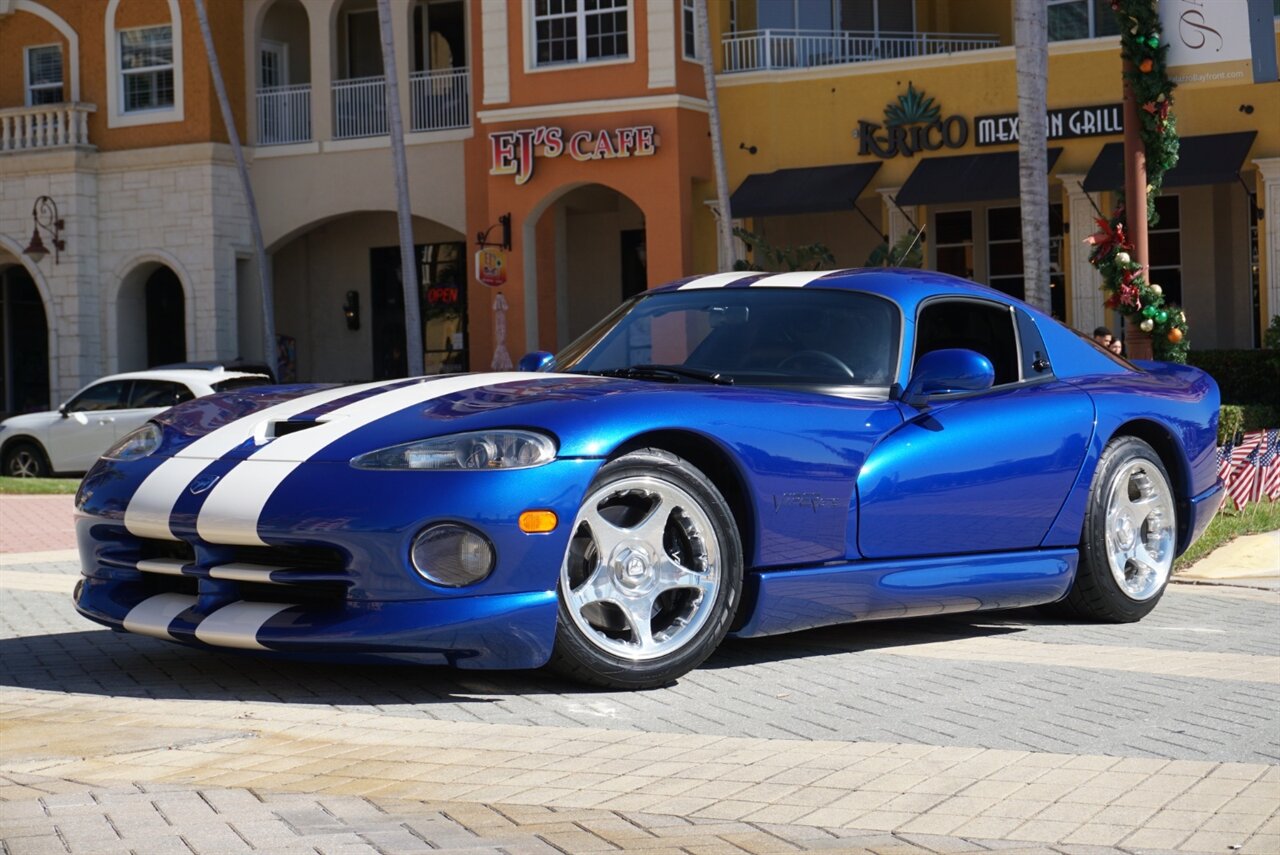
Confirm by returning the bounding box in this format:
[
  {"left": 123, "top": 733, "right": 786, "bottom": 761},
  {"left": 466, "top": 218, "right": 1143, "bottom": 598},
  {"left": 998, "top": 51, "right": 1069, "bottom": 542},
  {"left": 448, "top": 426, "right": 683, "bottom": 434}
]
[{"left": 74, "top": 269, "right": 1223, "bottom": 688}]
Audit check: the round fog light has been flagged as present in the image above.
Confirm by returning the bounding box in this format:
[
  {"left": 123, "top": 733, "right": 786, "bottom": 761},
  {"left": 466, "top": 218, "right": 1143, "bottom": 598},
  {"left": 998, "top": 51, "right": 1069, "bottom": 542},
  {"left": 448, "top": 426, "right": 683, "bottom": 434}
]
[{"left": 411, "top": 524, "right": 495, "bottom": 587}]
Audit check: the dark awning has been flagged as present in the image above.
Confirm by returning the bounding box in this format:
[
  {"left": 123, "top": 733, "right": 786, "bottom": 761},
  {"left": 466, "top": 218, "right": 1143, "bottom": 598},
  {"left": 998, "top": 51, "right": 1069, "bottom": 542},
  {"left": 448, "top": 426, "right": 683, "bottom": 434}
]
[
  {"left": 730, "top": 162, "right": 882, "bottom": 217},
  {"left": 895, "top": 149, "right": 1063, "bottom": 206},
  {"left": 1082, "top": 131, "right": 1257, "bottom": 192}
]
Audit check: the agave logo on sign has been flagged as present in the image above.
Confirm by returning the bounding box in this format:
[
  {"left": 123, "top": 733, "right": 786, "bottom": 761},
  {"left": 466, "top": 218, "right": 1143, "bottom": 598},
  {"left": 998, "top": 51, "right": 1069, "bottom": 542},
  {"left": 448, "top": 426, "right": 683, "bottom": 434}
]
[{"left": 856, "top": 83, "right": 969, "bottom": 159}]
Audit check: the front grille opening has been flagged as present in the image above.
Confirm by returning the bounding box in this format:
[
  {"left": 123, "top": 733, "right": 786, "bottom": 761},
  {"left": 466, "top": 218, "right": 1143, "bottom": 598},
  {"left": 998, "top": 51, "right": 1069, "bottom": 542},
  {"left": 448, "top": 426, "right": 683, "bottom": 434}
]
[
  {"left": 139, "top": 539, "right": 196, "bottom": 562},
  {"left": 141, "top": 572, "right": 198, "bottom": 597},
  {"left": 233, "top": 580, "right": 346, "bottom": 607},
  {"left": 229, "top": 543, "right": 348, "bottom": 572}
]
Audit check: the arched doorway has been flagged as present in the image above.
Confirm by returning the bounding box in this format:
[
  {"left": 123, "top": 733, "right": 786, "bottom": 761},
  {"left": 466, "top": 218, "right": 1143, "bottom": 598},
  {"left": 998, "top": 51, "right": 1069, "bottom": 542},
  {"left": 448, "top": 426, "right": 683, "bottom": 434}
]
[
  {"left": 117, "top": 263, "right": 187, "bottom": 370},
  {"left": 270, "top": 211, "right": 467, "bottom": 382},
  {"left": 532, "top": 184, "right": 647, "bottom": 349},
  {"left": 0, "top": 263, "right": 50, "bottom": 415},
  {"left": 256, "top": 0, "right": 312, "bottom": 145}
]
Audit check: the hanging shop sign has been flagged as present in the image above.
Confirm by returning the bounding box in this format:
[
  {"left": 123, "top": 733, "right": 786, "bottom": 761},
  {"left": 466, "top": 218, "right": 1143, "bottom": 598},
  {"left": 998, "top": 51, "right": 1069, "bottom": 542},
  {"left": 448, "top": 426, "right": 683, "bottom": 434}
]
[
  {"left": 1158, "top": 0, "right": 1277, "bottom": 87},
  {"left": 489, "top": 125, "right": 658, "bottom": 185},
  {"left": 855, "top": 84, "right": 968, "bottom": 159},
  {"left": 475, "top": 247, "right": 507, "bottom": 288},
  {"left": 973, "top": 103, "right": 1123, "bottom": 147}
]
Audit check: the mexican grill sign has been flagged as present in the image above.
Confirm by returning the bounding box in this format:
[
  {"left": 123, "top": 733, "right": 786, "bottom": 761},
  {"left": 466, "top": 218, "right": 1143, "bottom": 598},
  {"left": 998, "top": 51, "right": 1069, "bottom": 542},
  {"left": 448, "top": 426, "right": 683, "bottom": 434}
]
[
  {"left": 974, "top": 104, "right": 1123, "bottom": 147},
  {"left": 490, "top": 125, "right": 658, "bottom": 185}
]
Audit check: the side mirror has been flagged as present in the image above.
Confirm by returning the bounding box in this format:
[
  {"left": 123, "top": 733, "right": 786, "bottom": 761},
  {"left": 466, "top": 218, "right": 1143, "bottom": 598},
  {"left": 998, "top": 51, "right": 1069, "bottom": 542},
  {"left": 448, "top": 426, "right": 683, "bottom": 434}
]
[
  {"left": 59, "top": 405, "right": 69, "bottom": 419},
  {"left": 903, "top": 348, "right": 994, "bottom": 408},
  {"left": 518, "top": 351, "right": 555, "bottom": 372}
]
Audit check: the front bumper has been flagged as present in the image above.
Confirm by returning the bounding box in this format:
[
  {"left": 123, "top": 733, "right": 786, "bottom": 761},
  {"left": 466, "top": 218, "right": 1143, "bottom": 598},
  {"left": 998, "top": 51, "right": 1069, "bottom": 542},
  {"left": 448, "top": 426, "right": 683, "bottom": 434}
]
[
  {"left": 73, "top": 457, "right": 601, "bottom": 667},
  {"left": 1180, "top": 479, "right": 1225, "bottom": 556}
]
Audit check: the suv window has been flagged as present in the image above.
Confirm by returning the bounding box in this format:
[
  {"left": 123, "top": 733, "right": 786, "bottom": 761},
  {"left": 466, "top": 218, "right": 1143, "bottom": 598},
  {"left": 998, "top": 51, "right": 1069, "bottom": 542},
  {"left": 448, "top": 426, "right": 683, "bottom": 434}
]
[
  {"left": 66, "top": 380, "right": 132, "bottom": 412},
  {"left": 130, "top": 380, "right": 194, "bottom": 408},
  {"left": 914, "top": 300, "right": 1020, "bottom": 386}
]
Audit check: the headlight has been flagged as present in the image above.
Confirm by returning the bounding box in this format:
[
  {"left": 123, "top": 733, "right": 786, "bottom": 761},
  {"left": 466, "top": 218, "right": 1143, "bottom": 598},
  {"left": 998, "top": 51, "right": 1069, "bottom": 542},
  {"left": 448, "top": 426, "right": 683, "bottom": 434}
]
[
  {"left": 350, "top": 430, "right": 557, "bottom": 471},
  {"left": 103, "top": 423, "right": 163, "bottom": 461}
]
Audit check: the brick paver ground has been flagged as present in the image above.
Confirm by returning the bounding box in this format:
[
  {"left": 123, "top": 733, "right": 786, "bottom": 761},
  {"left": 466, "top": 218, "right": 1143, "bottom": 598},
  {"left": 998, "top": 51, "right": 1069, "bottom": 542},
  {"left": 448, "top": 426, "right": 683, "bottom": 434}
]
[
  {"left": 0, "top": 496, "right": 76, "bottom": 555},
  {"left": 2, "top": 556, "right": 1278, "bottom": 853}
]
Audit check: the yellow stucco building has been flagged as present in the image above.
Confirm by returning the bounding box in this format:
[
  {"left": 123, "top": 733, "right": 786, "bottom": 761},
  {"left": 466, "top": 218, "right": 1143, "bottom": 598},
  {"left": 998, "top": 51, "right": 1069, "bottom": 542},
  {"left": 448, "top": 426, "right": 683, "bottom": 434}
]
[{"left": 708, "top": 1, "right": 1280, "bottom": 350}]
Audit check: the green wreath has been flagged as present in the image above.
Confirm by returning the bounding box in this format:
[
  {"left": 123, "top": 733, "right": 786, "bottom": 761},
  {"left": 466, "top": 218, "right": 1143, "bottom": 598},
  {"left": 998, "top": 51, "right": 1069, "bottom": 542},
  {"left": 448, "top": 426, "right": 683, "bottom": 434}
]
[{"left": 1084, "top": 0, "right": 1188, "bottom": 362}]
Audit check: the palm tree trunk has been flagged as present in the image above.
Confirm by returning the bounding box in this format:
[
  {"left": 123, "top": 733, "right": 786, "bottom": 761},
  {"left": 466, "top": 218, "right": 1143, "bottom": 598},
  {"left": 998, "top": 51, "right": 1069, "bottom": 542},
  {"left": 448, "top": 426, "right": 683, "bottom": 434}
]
[
  {"left": 695, "top": 0, "right": 734, "bottom": 271},
  {"left": 377, "top": 0, "right": 424, "bottom": 376},
  {"left": 1014, "top": 0, "right": 1050, "bottom": 313},
  {"left": 192, "top": 0, "right": 278, "bottom": 378}
]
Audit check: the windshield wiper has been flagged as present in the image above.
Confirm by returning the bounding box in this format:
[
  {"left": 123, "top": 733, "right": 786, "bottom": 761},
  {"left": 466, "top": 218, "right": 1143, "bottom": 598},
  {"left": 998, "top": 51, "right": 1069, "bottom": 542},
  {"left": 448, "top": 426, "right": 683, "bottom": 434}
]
[{"left": 576, "top": 364, "right": 734, "bottom": 385}]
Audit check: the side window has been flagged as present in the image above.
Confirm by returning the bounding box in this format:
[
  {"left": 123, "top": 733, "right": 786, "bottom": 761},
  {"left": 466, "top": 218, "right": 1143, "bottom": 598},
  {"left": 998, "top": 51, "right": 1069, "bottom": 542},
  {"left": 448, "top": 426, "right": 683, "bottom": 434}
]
[
  {"left": 66, "top": 380, "right": 131, "bottom": 412},
  {"left": 914, "top": 301, "right": 1020, "bottom": 387},
  {"left": 130, "top": 380, "right": 193, "bottom": 408}
]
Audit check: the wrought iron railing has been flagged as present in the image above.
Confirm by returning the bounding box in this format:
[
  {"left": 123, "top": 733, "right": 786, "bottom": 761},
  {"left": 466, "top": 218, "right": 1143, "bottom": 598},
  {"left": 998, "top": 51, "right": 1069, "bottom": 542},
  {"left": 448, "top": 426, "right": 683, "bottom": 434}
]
[
  {"left": 721, "top": 29, "right": 1000, "bottom": 73},
  {"left": 409, "top": 67, "right": 470, "bottom": 132},
  {"left": 256, "top": 83, "right": 311, "bottom": 146},
  {"left": 333, "top": 75, "right": 387, "bottom": 140}
]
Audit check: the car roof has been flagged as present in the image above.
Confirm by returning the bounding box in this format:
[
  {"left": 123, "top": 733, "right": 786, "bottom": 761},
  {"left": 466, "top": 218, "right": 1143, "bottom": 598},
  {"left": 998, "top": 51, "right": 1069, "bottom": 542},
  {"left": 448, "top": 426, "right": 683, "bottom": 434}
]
[
  {"left": 85, "top": 369, "right": 270, "bottom": 386},
  {"left": 651, "top": 268, "right": 1020, "bottom": 314}
]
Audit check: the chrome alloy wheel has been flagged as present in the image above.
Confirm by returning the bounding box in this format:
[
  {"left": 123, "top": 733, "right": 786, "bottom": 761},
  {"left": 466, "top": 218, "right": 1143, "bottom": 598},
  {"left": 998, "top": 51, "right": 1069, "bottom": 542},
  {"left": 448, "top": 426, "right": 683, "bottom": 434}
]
[
  {"left": 560, "top": 475, "right": 722, "bottom": 662},
  {"left": 1104, "top": 459, "right": 1175, "bottom": 601}
]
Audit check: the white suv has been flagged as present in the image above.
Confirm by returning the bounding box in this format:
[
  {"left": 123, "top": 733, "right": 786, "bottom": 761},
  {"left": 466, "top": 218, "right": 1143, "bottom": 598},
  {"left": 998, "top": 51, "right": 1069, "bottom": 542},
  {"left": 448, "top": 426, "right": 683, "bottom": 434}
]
[{"left": 0, "top": 368, "right": 271, "bottom": 477}]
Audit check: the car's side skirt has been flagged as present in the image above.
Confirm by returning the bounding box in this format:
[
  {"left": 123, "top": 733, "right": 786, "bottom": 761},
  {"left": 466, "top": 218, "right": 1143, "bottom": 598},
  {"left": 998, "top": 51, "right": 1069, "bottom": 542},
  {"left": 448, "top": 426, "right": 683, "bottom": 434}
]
[{"left": 732, "top": 549, "right": 1077, "bottom": 638}]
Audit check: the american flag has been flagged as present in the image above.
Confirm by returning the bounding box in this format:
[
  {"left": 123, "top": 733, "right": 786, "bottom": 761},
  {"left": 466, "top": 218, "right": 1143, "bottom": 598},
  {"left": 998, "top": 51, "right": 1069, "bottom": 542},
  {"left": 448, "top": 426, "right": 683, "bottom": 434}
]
[
  {"left": 1222, "top": 430, "right": 1267, "bottom": 511},
  {"left": 1258, "top": 430, "right": 1279, "bottom": 502}
]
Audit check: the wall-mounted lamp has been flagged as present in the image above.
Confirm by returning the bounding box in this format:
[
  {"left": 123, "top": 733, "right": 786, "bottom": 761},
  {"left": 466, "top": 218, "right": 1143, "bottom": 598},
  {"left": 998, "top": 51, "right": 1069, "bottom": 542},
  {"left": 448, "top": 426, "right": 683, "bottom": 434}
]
[
  {"left": 476, "top": 213, "right": 512, "bottom": 250},
  {"left": 739, "top": 142, "right": 758, "bottom": 155},
  {"left": 342, "top": 290, "right": 360, "bottom": 330},
  {"left": 23, "top": 195, "right": 65, "bottom": 264}
]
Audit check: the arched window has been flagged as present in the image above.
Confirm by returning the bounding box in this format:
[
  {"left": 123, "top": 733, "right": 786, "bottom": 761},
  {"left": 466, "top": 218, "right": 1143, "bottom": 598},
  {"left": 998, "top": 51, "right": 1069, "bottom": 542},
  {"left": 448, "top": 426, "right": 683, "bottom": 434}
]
[{"left": 104, "top": 0, "right": 185, "bottom": 127}]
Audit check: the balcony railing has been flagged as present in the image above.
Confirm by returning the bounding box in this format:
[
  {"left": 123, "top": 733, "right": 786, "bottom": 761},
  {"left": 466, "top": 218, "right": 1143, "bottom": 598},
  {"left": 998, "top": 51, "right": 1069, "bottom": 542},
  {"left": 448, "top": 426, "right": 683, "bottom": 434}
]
[
  {"left": 333, "top": 75, "right": 387, "bottom": 140},
  {"left": 0, "top": 103, "right": 95, "bottom": 153},
  {"left": 256, "top": 83, "right": 311, "bottom": 146},
  {"left": 721, "top": 29, "right": 1001, "bottom": 73},
  {"left": 409, "top": 67, "right": 470, "bottom": 132}
]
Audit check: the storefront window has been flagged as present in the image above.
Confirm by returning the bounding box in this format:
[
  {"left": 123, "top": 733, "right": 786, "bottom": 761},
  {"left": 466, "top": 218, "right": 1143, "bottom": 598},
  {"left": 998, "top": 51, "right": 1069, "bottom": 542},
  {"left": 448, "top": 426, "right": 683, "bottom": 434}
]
[
  {"left": 420, "top": 242, "right": 468, "bottom": 374},
  {"left": 837, "top": 0, "right": 914, "bottom": 33},
  {"left": 533, "top": 0, "right": 629, "bottom": 67},
  {"left": 934, "top": 211, "right": 974, "bottom": 279},
  {"left": 985, "top": 204, "right": 1066, "bottom": 318},
  {"left": 1149, "top": 195, "right": 1181, "bottom": 306},
  {"left": 1048, "top": 0, "right": 1121, "bottom": 41}
]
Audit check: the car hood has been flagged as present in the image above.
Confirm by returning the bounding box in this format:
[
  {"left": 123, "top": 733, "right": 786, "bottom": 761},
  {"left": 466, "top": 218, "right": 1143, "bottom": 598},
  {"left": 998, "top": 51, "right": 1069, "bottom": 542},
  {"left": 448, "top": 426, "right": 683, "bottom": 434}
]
[
  {"left": 152, "top": 372, "right": 901, "bottom": 467},
  {"left": 1, "top": 410, "right": 59, "bottom": 432}
]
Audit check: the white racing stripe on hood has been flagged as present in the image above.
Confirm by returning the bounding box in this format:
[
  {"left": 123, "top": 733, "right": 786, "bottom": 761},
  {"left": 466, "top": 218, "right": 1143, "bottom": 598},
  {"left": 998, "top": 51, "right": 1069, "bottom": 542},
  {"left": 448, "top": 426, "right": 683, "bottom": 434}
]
[
  {"left": 749, "top": 271, "right": 833, "bottom": 287},
  {"left": 195, "top": 372, "right": 562, "bottom": 546},
  {"left": 678, "top": 272, "right": 757, "bottom": 289},
  {"left": 124, "top": 380, "right": 401, "bottom": 541}
]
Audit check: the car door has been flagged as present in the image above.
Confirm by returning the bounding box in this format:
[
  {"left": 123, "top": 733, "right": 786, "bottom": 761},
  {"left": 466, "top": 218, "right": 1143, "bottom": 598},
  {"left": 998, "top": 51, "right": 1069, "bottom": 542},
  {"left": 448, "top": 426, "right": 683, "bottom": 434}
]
[
  {"left": 857, "top": 298, "right": 1094, "bottom": 559},
  {"left": 46, "top": 380, "right": 133, "bottom": 472}
]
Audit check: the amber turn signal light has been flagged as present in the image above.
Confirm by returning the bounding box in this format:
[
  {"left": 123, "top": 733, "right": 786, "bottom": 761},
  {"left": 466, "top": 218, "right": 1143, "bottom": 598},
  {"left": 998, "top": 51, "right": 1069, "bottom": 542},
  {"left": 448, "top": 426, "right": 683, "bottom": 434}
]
[{"left": 518, "top": 510, "right": 557, "bottom": 533}]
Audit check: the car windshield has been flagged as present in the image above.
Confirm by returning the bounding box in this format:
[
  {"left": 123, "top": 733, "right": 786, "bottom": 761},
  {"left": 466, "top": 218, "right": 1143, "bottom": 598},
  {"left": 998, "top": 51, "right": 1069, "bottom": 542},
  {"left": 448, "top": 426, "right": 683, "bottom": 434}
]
[{"left": 555, "top": 288, "right": 900, "bottom": 392}]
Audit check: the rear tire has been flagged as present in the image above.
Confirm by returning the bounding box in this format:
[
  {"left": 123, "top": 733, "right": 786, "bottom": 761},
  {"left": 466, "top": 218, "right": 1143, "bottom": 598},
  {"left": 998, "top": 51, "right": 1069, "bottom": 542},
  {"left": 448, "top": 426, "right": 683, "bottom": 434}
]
[
  {"left": 1052, "top": 436, "right": 1177, "bottom": 622},
  {"left": 3, "top": 441, "right": 50, "bottom": 478},
  {"left": 549, "top": 448, "right": 743, "bottom": 689}
]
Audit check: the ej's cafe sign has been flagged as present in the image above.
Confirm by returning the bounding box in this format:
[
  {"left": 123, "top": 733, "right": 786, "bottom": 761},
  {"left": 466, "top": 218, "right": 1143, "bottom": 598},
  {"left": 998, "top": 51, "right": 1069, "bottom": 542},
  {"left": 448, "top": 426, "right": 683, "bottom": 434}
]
[{"left": 490, "top": 125, "right": 658, "bottom": 185}]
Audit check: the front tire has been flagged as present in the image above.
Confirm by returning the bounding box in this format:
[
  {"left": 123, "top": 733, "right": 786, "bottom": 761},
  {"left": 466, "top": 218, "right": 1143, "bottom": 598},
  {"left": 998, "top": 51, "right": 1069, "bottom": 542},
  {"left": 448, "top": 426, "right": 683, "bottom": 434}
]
[
  {"left": 1055, "top": 436, "right": 1177, "bottom": 622},
  {"left": 550, "top": 448, "right": 743, "bottom": 689},
  {"left": 3, "top": 441, "right": 50, "bottom": 478}
]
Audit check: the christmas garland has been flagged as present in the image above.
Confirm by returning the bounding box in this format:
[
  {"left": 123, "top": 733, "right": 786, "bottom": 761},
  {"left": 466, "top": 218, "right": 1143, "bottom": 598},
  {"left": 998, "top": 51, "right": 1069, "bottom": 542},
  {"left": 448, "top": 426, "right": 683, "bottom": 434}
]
[{"left": 1085, "top": 0, "right": 1188, "bottom": 362}]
